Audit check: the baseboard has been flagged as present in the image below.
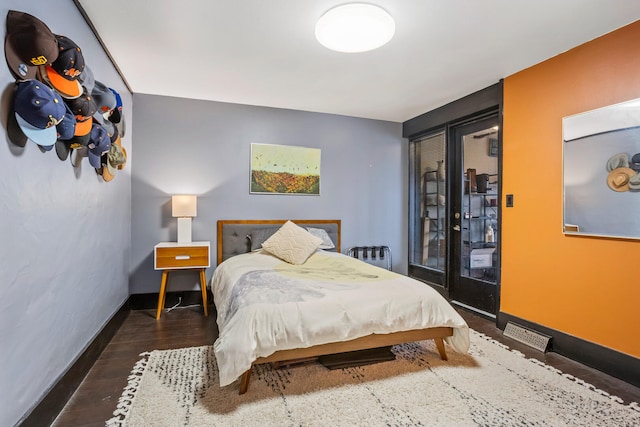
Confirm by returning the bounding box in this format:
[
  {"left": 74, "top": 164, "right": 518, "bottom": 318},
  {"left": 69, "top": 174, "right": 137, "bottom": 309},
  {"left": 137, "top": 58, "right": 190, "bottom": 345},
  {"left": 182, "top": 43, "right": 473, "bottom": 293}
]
[
  {"left": 497, "top": 311, "right": 640, "bottom": 388},
  {"left": 20, "top": 299, "right": 130, "bottom": 427},
  {"left": 128, "top": 290, "right": 212, "bottom": 310}
]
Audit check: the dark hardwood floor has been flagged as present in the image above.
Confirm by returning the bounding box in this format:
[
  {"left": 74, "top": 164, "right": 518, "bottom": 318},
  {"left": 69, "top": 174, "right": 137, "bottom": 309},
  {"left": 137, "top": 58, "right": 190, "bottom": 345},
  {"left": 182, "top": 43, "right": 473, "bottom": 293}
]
[{"left": 51, "top": 304, "right": 640, "bottom": 426}]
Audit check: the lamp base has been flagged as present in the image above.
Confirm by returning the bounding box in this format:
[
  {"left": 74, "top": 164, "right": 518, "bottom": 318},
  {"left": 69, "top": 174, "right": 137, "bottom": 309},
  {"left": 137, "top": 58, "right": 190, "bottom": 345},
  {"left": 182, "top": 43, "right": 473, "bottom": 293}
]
[{"left": 177, "top": 217, "right": 192, "bottom": 244}]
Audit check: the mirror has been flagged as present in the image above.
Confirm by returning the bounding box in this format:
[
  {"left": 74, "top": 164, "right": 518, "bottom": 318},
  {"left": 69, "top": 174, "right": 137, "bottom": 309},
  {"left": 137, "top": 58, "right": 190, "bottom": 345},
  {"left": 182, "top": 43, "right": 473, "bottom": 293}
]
[{"left": 563, "top": 97, "right": 640, "bottom": 239}]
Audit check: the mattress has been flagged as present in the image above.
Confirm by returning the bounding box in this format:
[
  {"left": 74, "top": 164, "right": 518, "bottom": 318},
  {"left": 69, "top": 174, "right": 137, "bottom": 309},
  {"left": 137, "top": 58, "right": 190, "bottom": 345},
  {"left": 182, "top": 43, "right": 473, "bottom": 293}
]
[{"left": 211, "top": 250, "right": 470, "bottom": 386}]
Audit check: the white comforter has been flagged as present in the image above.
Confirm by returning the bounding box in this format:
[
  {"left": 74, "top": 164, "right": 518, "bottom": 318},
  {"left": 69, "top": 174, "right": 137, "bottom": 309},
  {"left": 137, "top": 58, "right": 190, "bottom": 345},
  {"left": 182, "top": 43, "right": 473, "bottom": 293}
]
[{"left": 211, "top": 250, "right": 470, "bottom": 386}]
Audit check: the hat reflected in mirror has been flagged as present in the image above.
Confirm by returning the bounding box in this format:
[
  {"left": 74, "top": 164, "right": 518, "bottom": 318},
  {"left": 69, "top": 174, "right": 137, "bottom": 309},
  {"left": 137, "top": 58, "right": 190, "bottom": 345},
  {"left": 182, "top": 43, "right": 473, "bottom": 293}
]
[{"left": 607, "top": 167, "right": 636, "bottom": 192}]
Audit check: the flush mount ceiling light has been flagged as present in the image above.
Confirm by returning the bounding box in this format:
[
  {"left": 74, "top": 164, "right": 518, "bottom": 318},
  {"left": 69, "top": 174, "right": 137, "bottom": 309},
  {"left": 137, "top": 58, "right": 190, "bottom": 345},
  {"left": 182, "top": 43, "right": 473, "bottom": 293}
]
[{"left": 315, "top": 3, "right": 395, "bottom": 53}]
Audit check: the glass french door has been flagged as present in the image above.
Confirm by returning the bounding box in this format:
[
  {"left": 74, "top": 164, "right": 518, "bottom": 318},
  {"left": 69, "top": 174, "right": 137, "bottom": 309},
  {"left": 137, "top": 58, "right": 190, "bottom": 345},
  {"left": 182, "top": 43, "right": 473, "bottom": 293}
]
[
  {"left": 449, "top": 115, "right": 500, "bottom": 315},
  {"left": 409, "top": 130, "right": 448, "bottom": 288},
  {"left": 408, "top": 114, "right": 500, "bottom": 315}
]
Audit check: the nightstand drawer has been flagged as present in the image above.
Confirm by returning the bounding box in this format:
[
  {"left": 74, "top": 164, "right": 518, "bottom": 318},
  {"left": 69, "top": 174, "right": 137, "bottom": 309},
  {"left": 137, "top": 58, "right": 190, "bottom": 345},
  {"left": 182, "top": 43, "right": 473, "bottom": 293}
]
[{"left": 155, "top": 246, "right": 209, "bottom": 269}]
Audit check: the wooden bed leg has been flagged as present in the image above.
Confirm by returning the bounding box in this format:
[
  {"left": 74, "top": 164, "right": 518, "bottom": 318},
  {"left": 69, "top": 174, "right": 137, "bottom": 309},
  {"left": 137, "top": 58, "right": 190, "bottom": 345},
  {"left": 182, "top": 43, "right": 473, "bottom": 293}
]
[
  {"left": 434, "top": 338, "right": 448, "bottom": 361},
  {"left": 239, "top": 369, "right": 251, "bottom": 394}
]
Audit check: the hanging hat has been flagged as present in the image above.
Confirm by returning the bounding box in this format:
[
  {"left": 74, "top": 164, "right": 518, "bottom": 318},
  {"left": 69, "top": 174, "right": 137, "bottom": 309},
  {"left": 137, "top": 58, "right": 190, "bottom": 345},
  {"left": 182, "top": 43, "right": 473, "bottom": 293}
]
[
  {"left": 56, "top": 102, "right": 76, "bottom": 141},
  {"left": 54, "top": 103, "right": 77, "bottom": 160},
  {"left": 70, "top": 145, "right": 87, "bottom": 167},
  {"left": 606, "top": 167, "right": 635, "bottom": 192},
  {"left": 7, "top": 109, "right": 28, "bottom": 147},
  {"left": 114, "top": 114, "right": 126, "bottom": 138},
  {"left": 91, "top": 80, "right": 117, "bottom": 115},
  {"left": 101, "top": 135, "right": 126, "bottom": 182},
  {"left": 606, "top": 153, "right": 630, "bottom": 172},
  {"left": 65, "top": 89, "right": 97, "bottom": 139},
  {"left": 630, "top": 153, "right": 640, "bottom": 172},
  {"left": 98, "top": 115, "right": 116, "bottom": 139},
  {"left": 628, "top": 171, "right": 640, "bottom": 192},
  {"left": 40, "top": 35, "right": 84, "bottom": 98},
  {"left": 78, "top": 65, "right": 95, "bottom": 94},
  {"left": 4, "top": 10, "right": 58, "bottom": 79},
  {"left": 7, "top": 85, "right": 28, "bottom": 147},
  {"left": 87, "top": 123, "right": 111, "bottom": 168},
  {"left": 13, "top": 79, "right": 65, "bottom": 147},
  {"left": 55, "top": 140, "right": 72, "bottom": 161},
  {"left": 107, "top": 87, "right": 123, "bottom": 123}
]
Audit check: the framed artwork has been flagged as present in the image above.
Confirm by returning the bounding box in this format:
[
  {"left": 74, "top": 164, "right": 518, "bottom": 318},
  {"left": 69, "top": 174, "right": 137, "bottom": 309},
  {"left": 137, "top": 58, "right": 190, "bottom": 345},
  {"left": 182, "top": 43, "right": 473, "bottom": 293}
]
[{"left": 250, "top": 143, "right": 321, "bottom": 195}]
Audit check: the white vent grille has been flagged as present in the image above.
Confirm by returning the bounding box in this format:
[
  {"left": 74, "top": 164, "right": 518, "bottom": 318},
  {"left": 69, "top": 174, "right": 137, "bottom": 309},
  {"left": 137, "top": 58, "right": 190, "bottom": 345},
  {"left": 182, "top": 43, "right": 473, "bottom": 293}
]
[{"left": 503, "top": 322, "right": 551, "bottom": 352}]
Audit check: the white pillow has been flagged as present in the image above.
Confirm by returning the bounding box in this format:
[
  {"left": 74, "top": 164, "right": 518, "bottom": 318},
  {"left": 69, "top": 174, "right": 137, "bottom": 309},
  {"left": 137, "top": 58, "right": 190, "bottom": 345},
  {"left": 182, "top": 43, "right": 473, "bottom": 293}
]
[
  {"left": 262, "top": 221, "right": 323, "bottom": 264},
  {"left": 306, "top": 227, "right": 335, "bottom": 249}
]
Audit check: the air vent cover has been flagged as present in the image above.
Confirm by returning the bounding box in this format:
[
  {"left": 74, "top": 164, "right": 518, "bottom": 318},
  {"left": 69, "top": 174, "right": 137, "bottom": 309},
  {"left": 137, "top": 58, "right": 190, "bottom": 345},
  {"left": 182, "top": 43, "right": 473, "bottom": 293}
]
[{"left": 503, "top": 322, "right": 551, "bottom": 352}]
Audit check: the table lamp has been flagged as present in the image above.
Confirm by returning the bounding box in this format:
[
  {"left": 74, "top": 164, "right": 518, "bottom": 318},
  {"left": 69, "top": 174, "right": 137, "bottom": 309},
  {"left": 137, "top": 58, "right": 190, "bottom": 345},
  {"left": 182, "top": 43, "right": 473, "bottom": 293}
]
[{"left": 172, "top": 195, "right": 197, "bottom": 243}]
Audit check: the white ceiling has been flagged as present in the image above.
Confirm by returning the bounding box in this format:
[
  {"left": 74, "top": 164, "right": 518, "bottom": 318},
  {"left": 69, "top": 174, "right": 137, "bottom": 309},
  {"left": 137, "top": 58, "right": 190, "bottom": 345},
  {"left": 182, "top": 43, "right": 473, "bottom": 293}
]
[{"left": 77, "top": 1, "right": 640, "bottom": 123}]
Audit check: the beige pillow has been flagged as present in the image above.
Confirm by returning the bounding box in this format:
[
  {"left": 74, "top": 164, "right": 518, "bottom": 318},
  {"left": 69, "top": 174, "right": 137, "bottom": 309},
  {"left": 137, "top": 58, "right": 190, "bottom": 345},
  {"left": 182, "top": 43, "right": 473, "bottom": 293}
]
[{"left": 262, "top": 220, "right": 323, "bottom": 264}]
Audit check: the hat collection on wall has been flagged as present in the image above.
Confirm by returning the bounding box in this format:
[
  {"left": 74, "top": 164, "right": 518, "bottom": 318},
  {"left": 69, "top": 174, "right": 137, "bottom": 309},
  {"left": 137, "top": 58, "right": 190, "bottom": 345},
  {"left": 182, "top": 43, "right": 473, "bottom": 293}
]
[
  {"left": 4, "top": 10, "right": 127, "bottom": 182},
  {"left": 606, "top": 152, "right": 640, "bottom": 192}
]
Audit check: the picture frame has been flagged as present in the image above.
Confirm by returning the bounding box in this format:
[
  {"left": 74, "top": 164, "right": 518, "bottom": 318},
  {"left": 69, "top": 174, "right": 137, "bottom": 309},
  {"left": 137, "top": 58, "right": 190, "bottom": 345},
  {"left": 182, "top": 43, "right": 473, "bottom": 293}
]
[{"left": 250, "top": 143, "right": 321, "bottom": 195}]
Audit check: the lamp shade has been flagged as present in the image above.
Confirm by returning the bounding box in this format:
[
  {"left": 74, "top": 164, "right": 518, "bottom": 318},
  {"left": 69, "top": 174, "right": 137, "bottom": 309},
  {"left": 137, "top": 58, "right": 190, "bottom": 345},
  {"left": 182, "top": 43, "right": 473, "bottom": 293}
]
[{"left": 171, "top": 195, "right": 197, "bottom": 218}]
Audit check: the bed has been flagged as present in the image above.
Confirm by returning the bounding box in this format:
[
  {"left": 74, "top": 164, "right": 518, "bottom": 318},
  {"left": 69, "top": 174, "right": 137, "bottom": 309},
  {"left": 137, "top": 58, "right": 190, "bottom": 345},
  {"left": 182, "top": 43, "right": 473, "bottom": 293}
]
[{"left": 213, "top": 219, "right": 470, "bottom": 394}]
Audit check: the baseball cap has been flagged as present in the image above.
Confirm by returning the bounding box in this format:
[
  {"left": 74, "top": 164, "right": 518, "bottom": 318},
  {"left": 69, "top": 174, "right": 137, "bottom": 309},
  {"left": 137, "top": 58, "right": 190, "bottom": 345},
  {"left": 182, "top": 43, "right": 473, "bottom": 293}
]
[
  {"left": 13, "top": 79, "right": 65, "bottom": 147},
  {"left": 91, "top": 81, "right": 116, "bottom": 115},
  {"left": 40, "top": 35, "right": 84, "bottom": 98},
  {"left": 108, "top": 87, "right": 123, "bottom": 123},
  {"left": 98, "top": 115, "right": 116, "bottom": 139},
  {"left": 101, "top": 136, "right": 126, "bottom": 182},
  {"left": 4, "top": 10, "right": 58, "bottom": 79},
  {"left": 7, "top": 108, "right": 28, "bottom": 147},
  {"left": 87, "top": 123, "right": 111, "bottom": 168},
  {"left": 54, "top": 103, "right": 77, "bottom": 160},
  {"left": 55, "top": 140, "right": 72, "bottom": 161},
  {"left": 70, "top": 145, "right": 87, "bottom": 167},
  {"left": 56, "top": 102, "right": 76, "bottom": 141},
  {"left": 7, "top": 85, "right": 28, "bottom": 147},
  {"left": 65, "top": 89, "right": 97, "bottom": 138},
  {"left": 78, "top": 65, "right": 95, "bottom": 94},
  {"left": 114, "top": 110, "right": 126, "bottom": 138}
]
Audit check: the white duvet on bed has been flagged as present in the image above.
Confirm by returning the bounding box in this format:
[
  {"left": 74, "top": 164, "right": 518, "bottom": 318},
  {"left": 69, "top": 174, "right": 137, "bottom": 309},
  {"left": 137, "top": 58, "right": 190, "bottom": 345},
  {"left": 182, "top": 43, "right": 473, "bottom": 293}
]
[{"left": 211, "top": 250, "right": 470, "bottom": 386}]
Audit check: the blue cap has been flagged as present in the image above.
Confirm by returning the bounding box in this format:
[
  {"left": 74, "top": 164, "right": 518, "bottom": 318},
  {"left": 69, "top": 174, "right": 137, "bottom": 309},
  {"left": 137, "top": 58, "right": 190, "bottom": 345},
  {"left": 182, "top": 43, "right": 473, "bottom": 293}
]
[
  {"left": 55, "top": 103, "right": 76, "bottom": 161},
  {"left": 56, "top": 102, "right": 76, "bottom": 141},
  {"left": 87, "top": 123, "right": 111, "bottom": 168},
  {"left": 13, "top": 79, "right": 65, "bottom": 147},
  {"left": 108, "top": 87, "right": 123, "bottom": 123}
]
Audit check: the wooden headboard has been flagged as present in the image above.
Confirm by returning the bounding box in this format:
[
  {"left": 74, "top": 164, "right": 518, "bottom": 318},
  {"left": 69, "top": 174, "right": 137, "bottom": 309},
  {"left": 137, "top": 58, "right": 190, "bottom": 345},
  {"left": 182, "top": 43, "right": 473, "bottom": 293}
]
[{"left": 216, "top": 219, "right": 341, "bottom": 265}]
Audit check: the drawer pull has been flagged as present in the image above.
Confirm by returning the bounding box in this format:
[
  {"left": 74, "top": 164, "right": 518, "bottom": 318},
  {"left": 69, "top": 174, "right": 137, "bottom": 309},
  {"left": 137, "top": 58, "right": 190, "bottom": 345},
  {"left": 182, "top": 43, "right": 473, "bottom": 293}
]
[{"left": 175, "top": 255, "right": 191, "bottom": 260}]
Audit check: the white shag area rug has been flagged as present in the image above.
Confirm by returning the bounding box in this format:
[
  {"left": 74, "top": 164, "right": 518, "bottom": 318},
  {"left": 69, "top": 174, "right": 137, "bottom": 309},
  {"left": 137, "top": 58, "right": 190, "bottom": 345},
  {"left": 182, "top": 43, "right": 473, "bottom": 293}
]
[{"left": 106, "top": 330, "right": 639, "bottom": 426}]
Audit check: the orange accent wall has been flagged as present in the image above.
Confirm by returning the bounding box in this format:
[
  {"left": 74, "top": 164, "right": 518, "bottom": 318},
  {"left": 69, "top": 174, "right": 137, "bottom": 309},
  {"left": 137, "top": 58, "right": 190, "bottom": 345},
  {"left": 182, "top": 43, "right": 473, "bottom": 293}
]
[{"left": 502, "top": 20, "right": 640, "bottom": 358}]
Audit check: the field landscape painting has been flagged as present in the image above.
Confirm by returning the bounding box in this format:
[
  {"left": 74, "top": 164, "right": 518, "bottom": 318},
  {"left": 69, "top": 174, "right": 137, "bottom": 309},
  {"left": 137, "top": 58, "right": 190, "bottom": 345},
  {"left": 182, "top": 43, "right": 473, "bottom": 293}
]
[{"left": 251, "top": 143, "right": 321, "bottom": 195}]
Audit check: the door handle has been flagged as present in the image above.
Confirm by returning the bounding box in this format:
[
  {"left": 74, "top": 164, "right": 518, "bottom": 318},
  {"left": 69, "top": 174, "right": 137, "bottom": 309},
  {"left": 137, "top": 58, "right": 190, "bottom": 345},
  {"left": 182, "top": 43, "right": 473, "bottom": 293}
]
[{"left": 452, "top": 225, "right": 461, "bottom": 232}]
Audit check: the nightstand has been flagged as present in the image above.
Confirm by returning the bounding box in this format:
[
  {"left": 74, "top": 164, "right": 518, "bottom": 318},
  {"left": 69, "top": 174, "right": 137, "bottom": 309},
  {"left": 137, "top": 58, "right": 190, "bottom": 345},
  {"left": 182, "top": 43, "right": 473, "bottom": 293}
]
[{"left": 154, "top": 241, "right": 210, "bottom": 319}]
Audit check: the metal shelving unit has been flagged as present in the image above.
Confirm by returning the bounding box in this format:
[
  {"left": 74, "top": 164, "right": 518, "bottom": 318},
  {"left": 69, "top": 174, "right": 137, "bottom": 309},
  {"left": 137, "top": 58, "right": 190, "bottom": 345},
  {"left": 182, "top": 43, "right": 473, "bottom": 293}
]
[
  {"left": 422, "top": 169, "right": 445, "bottom": 270},
  {"left": 461, "top": 174, "right": 498, "bottom": 283}
]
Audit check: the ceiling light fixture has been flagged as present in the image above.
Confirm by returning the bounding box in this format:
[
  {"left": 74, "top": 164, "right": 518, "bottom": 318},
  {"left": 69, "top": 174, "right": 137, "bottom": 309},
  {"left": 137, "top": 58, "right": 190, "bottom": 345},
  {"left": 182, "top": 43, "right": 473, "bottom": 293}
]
[{"left": 315, "top": 3, "right": 395, "bottom": 53}]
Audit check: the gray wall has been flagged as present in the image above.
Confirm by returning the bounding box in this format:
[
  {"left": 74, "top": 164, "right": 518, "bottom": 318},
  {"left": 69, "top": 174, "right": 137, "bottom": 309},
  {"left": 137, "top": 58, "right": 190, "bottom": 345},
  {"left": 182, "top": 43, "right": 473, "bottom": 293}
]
[
  {"left": 131, "top": 94, "right": 406, "bottom": 295},
  {"left": 0, "top": 2, "right": 132, "bottom": 425}
]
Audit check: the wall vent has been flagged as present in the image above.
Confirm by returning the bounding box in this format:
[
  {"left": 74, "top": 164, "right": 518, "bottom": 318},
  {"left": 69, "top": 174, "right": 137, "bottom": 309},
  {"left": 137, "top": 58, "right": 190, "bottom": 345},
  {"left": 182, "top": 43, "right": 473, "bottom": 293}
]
[{"left": 503, "top": 322, "right": 551, "bottom": 352}]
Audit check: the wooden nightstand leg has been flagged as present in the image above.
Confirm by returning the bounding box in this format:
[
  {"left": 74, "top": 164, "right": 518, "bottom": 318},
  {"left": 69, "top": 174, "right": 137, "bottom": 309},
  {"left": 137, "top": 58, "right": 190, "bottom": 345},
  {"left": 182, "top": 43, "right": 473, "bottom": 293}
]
[
  {"left": 199, "top": 268, "right": 208, "bottom": 316},
  {"left": 156, "top": 270, "right": 169, "bottom": 320}
]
